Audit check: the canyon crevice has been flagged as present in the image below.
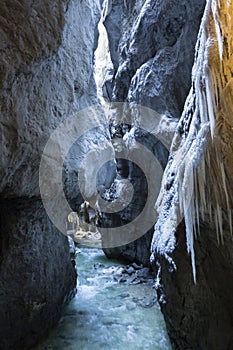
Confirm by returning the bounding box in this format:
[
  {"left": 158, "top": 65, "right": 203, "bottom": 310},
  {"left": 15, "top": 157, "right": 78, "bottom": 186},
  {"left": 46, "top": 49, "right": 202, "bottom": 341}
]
[{"left": 1, "top": 0, "right": 233, "bottom": 349}]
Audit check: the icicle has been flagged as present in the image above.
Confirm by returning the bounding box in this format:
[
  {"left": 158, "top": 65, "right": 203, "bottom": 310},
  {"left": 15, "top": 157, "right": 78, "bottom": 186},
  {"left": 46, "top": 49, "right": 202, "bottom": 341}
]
[
  {"left": 199, "top": 89, "right": 208, "bottom": 124},
  {"left": 184, "top": 201, "right": 196, "bottom": 284},
  {"left": 211, "top": 0, "right": 224, "bottom": 60},
  {"left": 216, "top": 203, "right": 224, "bottom": 243},
  {"left": 102, "top": 0, "right": 112, "bottom": 21},
  {"left": 194, "top": 170, "right": 200, "bottom": 237},
  {"left": 206, "top": 75, "right": 215, "bottom": 138},
  {"left": 220, "top": 161, "right": 230, "bottom": 210}
]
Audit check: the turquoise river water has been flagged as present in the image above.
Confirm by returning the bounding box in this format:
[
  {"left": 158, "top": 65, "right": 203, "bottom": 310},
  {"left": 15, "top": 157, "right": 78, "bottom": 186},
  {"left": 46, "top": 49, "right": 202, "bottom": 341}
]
[{"left": 35, "top": 247, "right": 172, "bottom": 350}]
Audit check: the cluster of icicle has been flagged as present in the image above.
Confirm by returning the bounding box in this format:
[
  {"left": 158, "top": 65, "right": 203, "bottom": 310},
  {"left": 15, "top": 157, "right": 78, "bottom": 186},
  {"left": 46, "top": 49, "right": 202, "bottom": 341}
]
[{"left": 151, "top": 0, "right": 233, "bottom": 283}]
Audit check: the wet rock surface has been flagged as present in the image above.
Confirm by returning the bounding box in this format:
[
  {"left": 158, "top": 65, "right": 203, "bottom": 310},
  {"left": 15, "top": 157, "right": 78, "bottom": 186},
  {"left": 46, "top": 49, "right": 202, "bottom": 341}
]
[
  {"left": 111, "top": 263, "right": 154, "bottom": 286},
  {"left": 94, "top": 261, "right": 154, "bottom": 288},
  {"left": 97, "top": 262, "right": 158, "bottom": 309}
]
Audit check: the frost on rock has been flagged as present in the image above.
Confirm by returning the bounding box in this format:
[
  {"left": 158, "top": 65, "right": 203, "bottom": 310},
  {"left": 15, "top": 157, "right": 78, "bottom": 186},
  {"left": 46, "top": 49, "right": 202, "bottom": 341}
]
[{"left": 151, "top": 0, "right": 233, "bottom": 283}]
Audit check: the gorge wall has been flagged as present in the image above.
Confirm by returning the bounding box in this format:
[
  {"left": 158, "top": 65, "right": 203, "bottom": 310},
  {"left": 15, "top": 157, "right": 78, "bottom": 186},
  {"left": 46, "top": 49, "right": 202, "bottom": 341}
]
[
  {"left": 102, "top": 0, "right": 206, "bottom": 265},
  {"left": 151, "top": 0, "right": 233, "bottom": 349},
  {"left": 0, "top": 1, "right": 103, "bottom": 348},
  {"left": 102, "top": 0, "right": 233, "bottom": 349}
]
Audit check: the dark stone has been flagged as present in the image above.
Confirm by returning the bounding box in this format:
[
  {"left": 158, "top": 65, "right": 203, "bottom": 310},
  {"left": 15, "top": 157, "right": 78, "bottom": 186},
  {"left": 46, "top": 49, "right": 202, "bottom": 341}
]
[
  {"left": 103, "top": 228, "right": 154, "bottom": 267},
  {"left": 0, "top": 0, "right": 103, "bottom": 347},
  {"left": 94, "top": 262, "right": 105, "bottom": 269},
  {"left": 152, "top": 222, "right": 233, "bottom": 350},
  {"left": 125, "top": 274, "right": 138, "bottom": 285},
  {"left": 118, "top": 276, "right": 127, "bottom": 283},
  {"left": 124, "top": 266, "right": 135, "bottom": 275},
  {"left": 0, "top": 198, "right": 77, "bottom": 350},
  {"left": 131, "top": 262, "right": 143, "bottom": 270}
]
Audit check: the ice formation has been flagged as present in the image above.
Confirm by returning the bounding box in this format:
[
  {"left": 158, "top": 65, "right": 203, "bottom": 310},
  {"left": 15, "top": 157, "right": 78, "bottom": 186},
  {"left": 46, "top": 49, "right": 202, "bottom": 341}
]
[{"left": 151, "top": 0, "right": 233, "bottom": 283}]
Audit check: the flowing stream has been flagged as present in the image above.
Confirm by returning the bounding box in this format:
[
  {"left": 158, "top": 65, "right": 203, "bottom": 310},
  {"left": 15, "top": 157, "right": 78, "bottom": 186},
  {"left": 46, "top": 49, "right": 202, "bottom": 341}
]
[{"left": 35, "top": 247, "right": 172, "bottom": 350}]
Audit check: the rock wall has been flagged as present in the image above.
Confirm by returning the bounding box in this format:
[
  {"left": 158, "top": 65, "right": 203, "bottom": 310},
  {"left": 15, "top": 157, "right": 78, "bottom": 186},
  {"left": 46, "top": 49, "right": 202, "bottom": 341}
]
[
  {"left": 151, "top": 0, "right": 233, "bottom": 348},
  {"left": 0, "top": 0, "right": 102, "bottom": 348},
  {"left": 0, "top": 199, "right": 76, "bottom": 350},
  {"left": 102, "top": 0, "right": 206, "bottom": 265},
  {"left": 0, "top": 0, "right": 101, "bottom": 197},
  {"left": 154, "top": 222, "right": 233, "bottom": 350}
]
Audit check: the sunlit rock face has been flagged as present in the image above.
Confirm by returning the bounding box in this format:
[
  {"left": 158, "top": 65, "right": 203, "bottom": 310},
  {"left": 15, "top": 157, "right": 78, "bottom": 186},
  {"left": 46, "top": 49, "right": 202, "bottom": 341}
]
[
  {"left": 0, "top": 1, "right": 102, "bottom": 348},
  {"left": 151, "top": 0, "right": 233, "bottom": 348},
  {"left": 102, "top": 0, "right": 206, "bottom": 265}
]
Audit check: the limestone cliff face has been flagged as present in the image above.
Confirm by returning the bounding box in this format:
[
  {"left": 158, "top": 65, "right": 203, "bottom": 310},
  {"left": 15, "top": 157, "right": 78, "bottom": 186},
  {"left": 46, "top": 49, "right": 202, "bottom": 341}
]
[
  {"left": 102, "top": 0, "right": 206, "bottom": 265},
  {"left": 151, "top": 0, "right": 233, "bottom": 349},
  {"left": 0, "top": 1, "right": 101, "bottom": 348}
]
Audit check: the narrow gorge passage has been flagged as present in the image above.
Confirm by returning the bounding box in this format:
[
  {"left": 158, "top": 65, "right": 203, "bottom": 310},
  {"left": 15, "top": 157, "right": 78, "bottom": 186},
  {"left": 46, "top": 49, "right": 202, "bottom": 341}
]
[
  {"left": 33, "top": 15, "right": 172, "bottom": 348},
  {"left": 1, "top": 0, "right": 233, "bottom": 349},
  {"left": 34, "top": 247, "right": 172, "bottom": 350}
]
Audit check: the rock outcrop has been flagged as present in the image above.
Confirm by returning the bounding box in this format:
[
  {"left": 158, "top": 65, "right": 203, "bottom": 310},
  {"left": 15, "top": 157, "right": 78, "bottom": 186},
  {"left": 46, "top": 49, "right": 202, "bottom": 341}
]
[
  {"left": 0, "top": 0, "right": 102, "bottom": 348},
  {"left": 102, "top": 0, "right": 206, "bottom": 265}
]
